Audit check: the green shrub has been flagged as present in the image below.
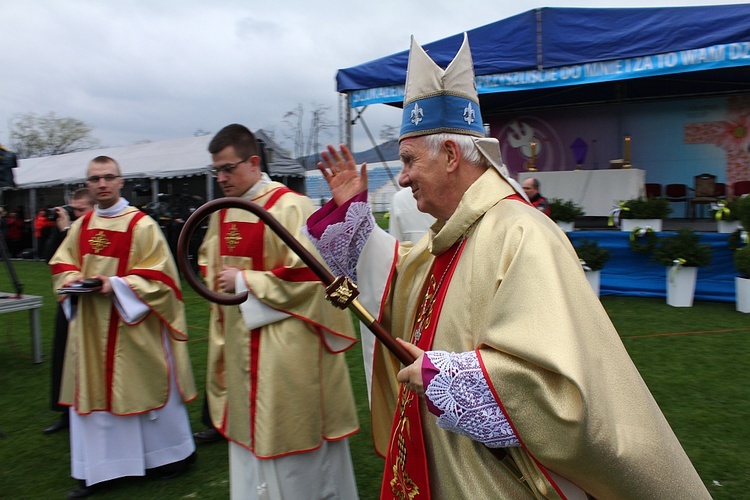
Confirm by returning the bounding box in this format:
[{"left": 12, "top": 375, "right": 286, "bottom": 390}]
[
  {"left": 574, "top": 239, "right": 610, "bottom": 271},
  {"left": 651, "top": 228, "right": 711, "bottom": 267},
  {"left": 549, "top": 198, "right": 585, "bottom": 222},
  {"left": 727, "top": 229, "right": 747, "bottom": 251},
  {"left": 629, "top": 227, "right": 658, "bottom": 254},
  {"left": 733, "top": 195, "right": 750, "bottom": 232},
  {"left": 620, "top": 197, "right": 671, "bottom": 219},
  {"left": 735, "top": 245, "right": 750, "bottom": 279}
]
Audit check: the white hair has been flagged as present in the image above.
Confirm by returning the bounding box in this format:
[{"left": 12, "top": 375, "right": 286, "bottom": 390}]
[{"left": 422, "top": 133, "right": 487, "bottom": 167}]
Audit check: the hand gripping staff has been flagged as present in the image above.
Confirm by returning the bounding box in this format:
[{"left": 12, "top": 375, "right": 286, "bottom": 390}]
[{"left": 176, "top": 197, "right": 415, "bottom": 365}]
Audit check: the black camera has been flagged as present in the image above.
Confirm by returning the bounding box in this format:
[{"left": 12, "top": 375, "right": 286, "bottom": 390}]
[{"left": 46, "top": 205, "right": 76, "bottom": 221}]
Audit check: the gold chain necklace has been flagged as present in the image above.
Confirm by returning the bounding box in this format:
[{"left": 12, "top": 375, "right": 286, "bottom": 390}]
[{"left": 413, "top": 233, "right": 467, "bottom": 342}]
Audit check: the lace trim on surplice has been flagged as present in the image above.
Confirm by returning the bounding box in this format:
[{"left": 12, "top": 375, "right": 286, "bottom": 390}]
[
  {"left": 302, "top": 201, "right": 374, "bottom": 283},
  {"left": 425, "top": 350, "right": 520, "bottom": 448}
]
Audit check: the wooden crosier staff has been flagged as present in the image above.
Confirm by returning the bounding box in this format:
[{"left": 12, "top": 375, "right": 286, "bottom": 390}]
[{"left": 176, "top": 197, "right": 415, "bottom": 366}]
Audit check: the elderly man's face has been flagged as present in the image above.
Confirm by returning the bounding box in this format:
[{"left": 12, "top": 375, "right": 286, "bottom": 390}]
[{"left": 398, "top": 137, "right": 447, "bottom": 219}]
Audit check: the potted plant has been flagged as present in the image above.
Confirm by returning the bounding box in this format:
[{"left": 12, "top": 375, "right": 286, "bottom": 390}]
[
  {"left": 710, "top": 198, "right": 741, "bottom": 233},
  {"left": 733, "top": 195, "right": 750, "bottom": 231},
  {"left": 618, "top": 197, "right": 671, "bottom": 232},
  {"left": 549, "top": 198, "right": 584, "bottom": 232},
  {"left": 651, "top": 228, "right": 712, "bottom": 307},
  {"left": 628, "top": 226, "right": 658, "bottom": 255},
  {"left": 734, "top": 244, "right": 750, "bottom": 313},
  {"left": 726, "top": 196, "right": 750, "bottom": 249},
  {"left": 574, "top": 239, "right": 610, "bottom": 296}
]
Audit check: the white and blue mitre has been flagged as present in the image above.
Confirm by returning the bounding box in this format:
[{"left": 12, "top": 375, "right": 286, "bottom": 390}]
[
  {"left": 400, "top": 34, "right": 484, "bottom": 140},
  {"left": 400, "top": 34, "right": 527, "bottom": 199}
]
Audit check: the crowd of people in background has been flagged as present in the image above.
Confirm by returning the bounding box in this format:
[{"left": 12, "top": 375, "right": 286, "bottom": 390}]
[{"left": 0, "top": 194, "right": 204, "bottom": 266}]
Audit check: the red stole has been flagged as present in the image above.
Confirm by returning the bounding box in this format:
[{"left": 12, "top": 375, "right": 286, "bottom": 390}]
[{"left": 381, "top": 238, "right": 467, "bottom": 500}]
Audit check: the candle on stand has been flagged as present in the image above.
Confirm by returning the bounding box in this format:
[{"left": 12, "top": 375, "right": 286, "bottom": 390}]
[{"left": 624, "top": 136, "right": 631, "bottom": 166}]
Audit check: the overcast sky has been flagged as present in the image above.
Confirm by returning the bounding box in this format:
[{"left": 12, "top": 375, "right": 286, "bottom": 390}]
[{"left": 1, "top": 0, "right": 746, "bottom": 156}]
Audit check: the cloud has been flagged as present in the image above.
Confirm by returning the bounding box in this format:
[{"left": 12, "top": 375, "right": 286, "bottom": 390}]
[{"left": 2, "top": 0, "right": 747, "bottom": 153}]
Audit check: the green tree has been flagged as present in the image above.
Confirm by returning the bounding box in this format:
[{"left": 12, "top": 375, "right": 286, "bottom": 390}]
[{"left": 9, "top": 112, "right": 99, "bottom": 158}]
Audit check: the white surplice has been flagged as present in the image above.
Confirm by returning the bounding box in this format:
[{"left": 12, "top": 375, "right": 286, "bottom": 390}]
[{"left": 68, "top": 277, "right": 194, "bottom": 486}]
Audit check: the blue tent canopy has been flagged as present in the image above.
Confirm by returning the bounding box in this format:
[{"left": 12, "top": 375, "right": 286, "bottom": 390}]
[{"left": 338, "top": 5, "right": 750, "bottom": 108}]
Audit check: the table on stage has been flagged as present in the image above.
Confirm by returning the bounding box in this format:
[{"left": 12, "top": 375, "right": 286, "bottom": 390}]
[
  {"left": 518, "top": 169, "right": 646, "bottom": 216},
  {"left": 0, "top": 294, "right": 44, "bottom": 363}
]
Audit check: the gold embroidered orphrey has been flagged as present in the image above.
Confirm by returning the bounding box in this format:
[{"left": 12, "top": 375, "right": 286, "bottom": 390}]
[
  {"left": 325, "top": 276, "right": 360, "bottom": 309},
  {"left": 389, "top": 389, "right": 420, "bottom": 500},
  {"left": 88, "top": 230, "right": 111, "bottom": 254},
  {"left": 225, "top": 223, "right": 243, "bottom": 252}
]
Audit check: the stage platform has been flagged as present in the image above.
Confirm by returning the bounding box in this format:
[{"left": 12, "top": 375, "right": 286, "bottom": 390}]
[
  {"left": 573, "top": 216, "right": 719, "bottom": 232},
  {"left": 567, "top": 227, "right": 736, "bottom": 303}
]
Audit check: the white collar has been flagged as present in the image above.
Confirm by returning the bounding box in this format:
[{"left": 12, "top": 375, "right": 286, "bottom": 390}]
[
  {"left": 240, "top": 172, "right": 272, "bottom": 199},
  {"left": 95, "top": 197, "right": 129, "bottom": 217}
]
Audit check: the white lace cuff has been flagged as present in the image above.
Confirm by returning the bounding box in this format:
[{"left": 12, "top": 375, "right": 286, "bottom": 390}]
[
  {"left": 424, "top": 350, "right": 520, "bottom": 448},
  {"left": 303, "top": 201, "right": 374, "bottom": 283}
]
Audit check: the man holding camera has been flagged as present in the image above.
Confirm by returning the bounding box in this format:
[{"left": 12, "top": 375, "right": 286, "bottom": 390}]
[{"left": 42, "top": 188, "right": 95, "bottom": 435}]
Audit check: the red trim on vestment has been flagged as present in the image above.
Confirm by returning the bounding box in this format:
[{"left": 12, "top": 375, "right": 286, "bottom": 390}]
[
  {"left": 129, "top": 268, "right": 183, "bottom": 301},
  {"left": 249, "top": 327, "right": 261, "bottom": 452},
  {"left": 80, "top": 210, "right": 145, "bottom": 258},
  {"left": 506, "top": 193, "right": 532, "bottom": 206},
  {"left": 270, "top": 266, "right": 319, "bottom": 282},
  {"left": 104, "top": 304, "right": 119, "bottom": 410},
  {"left": 253, "top": 185, "right": 294, "bottom": 206},
  {"left": 50, "top": 263, "right": 80, "bottom": 275}
]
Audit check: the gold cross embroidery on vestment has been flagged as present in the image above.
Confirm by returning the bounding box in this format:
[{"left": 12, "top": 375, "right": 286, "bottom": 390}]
[
  {"left": 225, "top": 224, "right": 242, "bottom": 252},
  {"left": 89, "top": 231, "right": 110, "bottom": 254}
]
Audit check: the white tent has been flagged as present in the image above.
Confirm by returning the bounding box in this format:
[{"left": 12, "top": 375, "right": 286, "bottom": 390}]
[
  {"left": 12, "top": 131, "right": 305, "bottom": 189},
  {"left": 3, "top": 132, "right": 305, "bottom": 257},
  {"left": 14, "top": 135, "right": 215, "bottom": 189}
]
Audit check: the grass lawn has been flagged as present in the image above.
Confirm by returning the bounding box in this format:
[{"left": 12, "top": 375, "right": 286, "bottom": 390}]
[{"left": 0, "top": 261, "right": 748, "bottom": 498}]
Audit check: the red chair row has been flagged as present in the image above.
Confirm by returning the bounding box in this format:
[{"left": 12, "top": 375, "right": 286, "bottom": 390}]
[{"left": 644, "top": 178, "right": 750, "bottom": 218}]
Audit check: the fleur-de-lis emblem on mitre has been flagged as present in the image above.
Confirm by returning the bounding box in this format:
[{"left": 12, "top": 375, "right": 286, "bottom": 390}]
[
  {"left": 410, "top": 103, "right": 424, "bottom": 125},
  {"left": 463, "top": 102, "right": 476, "bottom": 125}
]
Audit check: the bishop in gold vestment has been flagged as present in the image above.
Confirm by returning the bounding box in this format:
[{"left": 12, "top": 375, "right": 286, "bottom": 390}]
[{"left": 306, "top": 34, "right": 710, "bottom": 499}]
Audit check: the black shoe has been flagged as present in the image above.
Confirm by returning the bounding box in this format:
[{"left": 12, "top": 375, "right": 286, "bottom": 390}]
[
  {"left": 157, "top": 451, "right": 197, "bottom": 480},
  {"left": 193, "top": 427, "right": 222, "bottom": 443},
  {"left": 67, "top": 480, "right": 100, "bottom": 499},
  {"left": 43, "top": 415, "right": 69, "bottom": 435}
]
